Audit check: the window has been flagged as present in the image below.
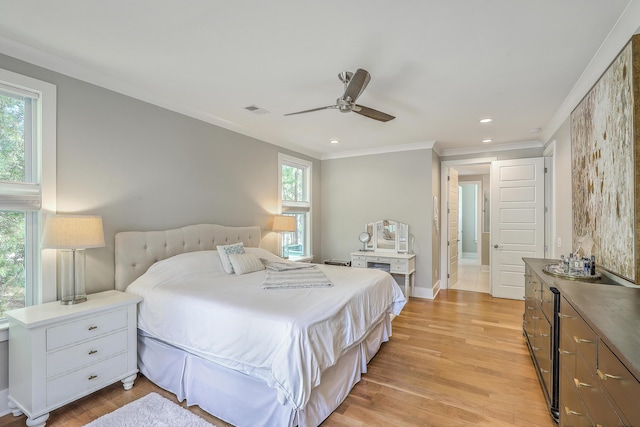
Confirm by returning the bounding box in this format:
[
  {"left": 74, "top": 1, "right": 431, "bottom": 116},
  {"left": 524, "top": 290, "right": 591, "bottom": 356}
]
[
  {"left": 0, "top": 69, "right": 56, "bottom": 321},
  {"left": 278, "top": 153, "right": 312, "bottom": 259}
]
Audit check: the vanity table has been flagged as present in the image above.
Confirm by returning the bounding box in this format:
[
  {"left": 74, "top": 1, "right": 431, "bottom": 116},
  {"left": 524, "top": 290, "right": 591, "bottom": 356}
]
[{"left": 351, "top": 251, "right": 416, "bottom": 297}]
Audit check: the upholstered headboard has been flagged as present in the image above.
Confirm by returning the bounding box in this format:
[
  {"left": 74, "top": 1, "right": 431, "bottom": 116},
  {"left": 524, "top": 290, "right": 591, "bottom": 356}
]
[{"left": 114, "top": 224, "right": 261, "bottom": 291}]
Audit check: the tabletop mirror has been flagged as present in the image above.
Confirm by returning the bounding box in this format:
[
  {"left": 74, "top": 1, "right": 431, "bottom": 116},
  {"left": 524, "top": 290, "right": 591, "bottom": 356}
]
[{"left": 362, "top": 220, "right": 409, "bottom": 253}]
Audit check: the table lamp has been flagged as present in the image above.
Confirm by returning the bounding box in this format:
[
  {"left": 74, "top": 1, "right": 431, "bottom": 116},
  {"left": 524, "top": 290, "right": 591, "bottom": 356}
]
[
  {"left": 272, "top": 215, "right": 296, "bottom": 258},
  {"left": 42, "top": 214, "right": 105, "bottom": 305}
]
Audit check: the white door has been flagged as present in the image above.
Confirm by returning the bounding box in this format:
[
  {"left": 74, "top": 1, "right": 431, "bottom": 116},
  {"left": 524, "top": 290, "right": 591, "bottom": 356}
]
[
  {"left": 448, "top": 168, "right": 459, "bottom": 287},
  {"left": 491, "top": 158, "right": 545, "bottom": 299}
]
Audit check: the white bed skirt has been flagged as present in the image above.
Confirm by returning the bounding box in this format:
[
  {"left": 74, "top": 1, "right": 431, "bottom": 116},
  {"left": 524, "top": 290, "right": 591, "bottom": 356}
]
[{"left": 137, "top": 313, "right": 392, "bottom": 427}]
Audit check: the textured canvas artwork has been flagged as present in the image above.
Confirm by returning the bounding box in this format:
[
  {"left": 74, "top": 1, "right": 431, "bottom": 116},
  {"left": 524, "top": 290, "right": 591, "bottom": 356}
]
[{"left": 571, "top": 35, "right": 639, "bottom": 283}]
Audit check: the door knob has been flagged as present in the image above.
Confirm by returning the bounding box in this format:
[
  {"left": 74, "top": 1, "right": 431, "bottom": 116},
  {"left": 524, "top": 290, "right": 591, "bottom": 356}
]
[{"left": 494, "top": 244, "right": 499, "bottom": 248}]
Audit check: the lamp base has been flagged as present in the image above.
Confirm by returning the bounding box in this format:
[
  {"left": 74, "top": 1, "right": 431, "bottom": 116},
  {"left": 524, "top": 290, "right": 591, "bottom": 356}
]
[{"left": 60, "top": 296, "right": 87, "bottom": 305}]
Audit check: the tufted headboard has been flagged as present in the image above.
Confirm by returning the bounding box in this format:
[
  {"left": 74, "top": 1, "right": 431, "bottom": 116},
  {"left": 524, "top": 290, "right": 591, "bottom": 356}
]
[{"left": 114, "top": 223, "right": 262, "bottom": 291}]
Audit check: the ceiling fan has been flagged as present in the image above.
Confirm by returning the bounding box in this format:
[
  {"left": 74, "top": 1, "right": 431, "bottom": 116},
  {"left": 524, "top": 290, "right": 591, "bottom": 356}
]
[{"left": 284, "top": 68, "right": 395, "bottom": 122}]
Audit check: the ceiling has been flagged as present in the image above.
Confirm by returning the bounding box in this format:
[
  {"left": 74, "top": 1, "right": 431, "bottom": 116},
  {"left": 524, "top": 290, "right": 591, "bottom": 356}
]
[{"left": 0, "top": 1, "right": 637, "bottom": 159}]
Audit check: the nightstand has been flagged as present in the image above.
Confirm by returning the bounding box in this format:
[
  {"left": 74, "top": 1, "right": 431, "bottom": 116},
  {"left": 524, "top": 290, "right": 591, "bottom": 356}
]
[{"left": 6, "top": 290, "right": 142, "bottom": 427}]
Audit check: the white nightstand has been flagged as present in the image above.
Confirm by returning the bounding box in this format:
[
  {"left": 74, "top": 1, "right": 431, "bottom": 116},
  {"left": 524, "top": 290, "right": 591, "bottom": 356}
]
[{"left": 6, "top": 290, "right": 142, "bottom": 427}]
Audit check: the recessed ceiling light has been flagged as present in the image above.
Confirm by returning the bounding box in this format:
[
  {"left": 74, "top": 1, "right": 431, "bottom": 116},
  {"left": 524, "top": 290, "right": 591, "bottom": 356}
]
[
  {"left": 482, "top": 139, "right": 493, "bottom": 144},
  {"left": 329, "top": 139, "right": 340, "bottom": 144},
  {"left": 479, "top": 118, "right": 493, "bottom": 124}
]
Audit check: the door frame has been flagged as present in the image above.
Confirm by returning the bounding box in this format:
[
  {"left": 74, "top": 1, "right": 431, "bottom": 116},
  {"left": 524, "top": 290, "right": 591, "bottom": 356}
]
[{"left": 440, "top": 157, "right": 496, "bottom": 289}]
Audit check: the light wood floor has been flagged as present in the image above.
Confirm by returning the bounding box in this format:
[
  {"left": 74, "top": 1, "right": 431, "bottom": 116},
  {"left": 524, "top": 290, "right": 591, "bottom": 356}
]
[{"left": 1, "top": 290, "right": 556, "bottom": 427}]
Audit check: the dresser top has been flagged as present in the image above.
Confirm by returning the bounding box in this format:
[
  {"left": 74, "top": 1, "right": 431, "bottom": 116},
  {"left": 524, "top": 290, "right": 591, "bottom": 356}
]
[
  {"left": 524, "top": 258, "right": 640, "bottom": 380},
  {"left": 5, "top": 290, "right": 142, "bottom": 328}
]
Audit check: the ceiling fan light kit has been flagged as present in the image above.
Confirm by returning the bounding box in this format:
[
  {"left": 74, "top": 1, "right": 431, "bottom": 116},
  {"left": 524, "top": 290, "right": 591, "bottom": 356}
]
[{"left": 285, "top": 68, "right": 395, "bottom": 122}]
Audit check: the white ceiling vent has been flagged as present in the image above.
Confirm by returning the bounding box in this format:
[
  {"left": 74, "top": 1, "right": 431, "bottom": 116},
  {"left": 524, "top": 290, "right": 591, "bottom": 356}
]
[{"left": 244, "top": 105, "right": 270, "bottom": 115}]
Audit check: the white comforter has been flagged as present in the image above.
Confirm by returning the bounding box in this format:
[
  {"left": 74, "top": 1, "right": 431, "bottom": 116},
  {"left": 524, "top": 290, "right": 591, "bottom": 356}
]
[{"left": 125, "top": 248, "right": 406, "bottom": 410}]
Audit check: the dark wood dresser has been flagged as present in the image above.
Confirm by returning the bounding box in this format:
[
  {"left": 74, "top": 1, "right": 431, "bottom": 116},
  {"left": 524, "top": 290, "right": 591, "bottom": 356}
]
[{"left": 523, "top": 258, "right": 640, "bottom": 426}]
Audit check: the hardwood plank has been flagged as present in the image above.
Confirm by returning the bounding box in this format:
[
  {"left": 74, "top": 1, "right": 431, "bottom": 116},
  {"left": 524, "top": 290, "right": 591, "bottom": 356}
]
[{"left": 0, "top": 289, "right": 555, "bottom": 427}]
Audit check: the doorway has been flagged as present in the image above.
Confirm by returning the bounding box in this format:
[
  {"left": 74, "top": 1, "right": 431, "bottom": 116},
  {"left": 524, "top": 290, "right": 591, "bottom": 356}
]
[{"left": 440, "top": 159, "right": 494, "bottom": 294}]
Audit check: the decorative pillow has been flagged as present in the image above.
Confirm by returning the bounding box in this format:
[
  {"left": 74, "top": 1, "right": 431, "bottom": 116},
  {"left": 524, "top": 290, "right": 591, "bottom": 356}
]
[
  {"left": 228, "top": 253, "right": 265, "bottom": 275},
  {"left": 217, "top": 242, "right": 245, "bottom": 274}
]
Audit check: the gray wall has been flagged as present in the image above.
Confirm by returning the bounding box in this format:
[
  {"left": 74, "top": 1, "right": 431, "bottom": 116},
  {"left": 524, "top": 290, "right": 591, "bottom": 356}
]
[
  {"left": 0, "top": 52, "right": 322, "bottom": 296},
  {"left": 547, "top": 119, "right": 572, "bottom": 255},
  {"left": 320, "top": 148, "right": 440, "bottom": 296}
]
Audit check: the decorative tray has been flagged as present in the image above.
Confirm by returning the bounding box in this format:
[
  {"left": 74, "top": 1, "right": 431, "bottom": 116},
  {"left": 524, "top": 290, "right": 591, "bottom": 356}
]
[{"left": 542, "top": 263, "right": 601, "bottom": 282}]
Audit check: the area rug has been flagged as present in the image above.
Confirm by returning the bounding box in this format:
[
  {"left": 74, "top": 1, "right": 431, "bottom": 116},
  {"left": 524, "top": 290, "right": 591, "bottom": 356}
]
[{"left": 83, "top": 392, "right": 215, "bottom": 427}]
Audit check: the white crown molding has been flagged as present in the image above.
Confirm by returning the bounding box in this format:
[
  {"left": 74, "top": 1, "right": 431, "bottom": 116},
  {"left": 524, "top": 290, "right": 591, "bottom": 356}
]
[
  {"left": 542, "top": 0, "right": 640, "bottom": 143},
  {"left": 321, "top": 141, "right": 438, "bottom": 160},
  {"left": 439, "top": 139, "right": 543, "bottom": 158}
]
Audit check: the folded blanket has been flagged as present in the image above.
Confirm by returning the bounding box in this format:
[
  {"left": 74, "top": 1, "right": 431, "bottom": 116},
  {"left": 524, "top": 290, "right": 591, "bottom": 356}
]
[
  {"left": 263, "top": 265, "right": 333, "bottom": 289},
  {"left": 264, "top": 260, "right": 316, "bottom": 271}
]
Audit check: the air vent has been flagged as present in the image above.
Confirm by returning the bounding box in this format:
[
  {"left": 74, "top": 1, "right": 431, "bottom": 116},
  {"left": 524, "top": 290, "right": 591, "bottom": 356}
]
[{"left": 244, "top": 105, "right": 270, "bottom": 115}]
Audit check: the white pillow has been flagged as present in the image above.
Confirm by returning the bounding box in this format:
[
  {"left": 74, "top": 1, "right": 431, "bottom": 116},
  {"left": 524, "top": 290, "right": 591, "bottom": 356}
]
[
  {"left": 229, "top": 253, "right": 265, "bottom": 275},
  {"left": 217, "top": 242, "right": 245, "bottom": 274}
]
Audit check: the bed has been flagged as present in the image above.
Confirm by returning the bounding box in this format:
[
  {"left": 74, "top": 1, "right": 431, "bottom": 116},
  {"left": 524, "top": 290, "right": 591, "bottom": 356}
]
[{"left": 115, "top": 224, "right": 406, "bottom": 427}]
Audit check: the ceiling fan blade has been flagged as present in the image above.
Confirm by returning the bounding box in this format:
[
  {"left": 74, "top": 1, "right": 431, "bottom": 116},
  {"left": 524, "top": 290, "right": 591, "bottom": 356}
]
[
  {"left": 343, "top": 69, "right": 371, "bottom": 102},
  {"left": 284, "top": 105, "right": 337, "bottom": 116},
  {"left": 353, "top": 105, "right": 395, "bottom": 122}
]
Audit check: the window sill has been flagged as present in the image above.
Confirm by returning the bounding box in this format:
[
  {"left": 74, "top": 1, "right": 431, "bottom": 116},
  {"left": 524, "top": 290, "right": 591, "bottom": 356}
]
[{"left": 288, "top": 255, "right": 314, "bottom": 263}]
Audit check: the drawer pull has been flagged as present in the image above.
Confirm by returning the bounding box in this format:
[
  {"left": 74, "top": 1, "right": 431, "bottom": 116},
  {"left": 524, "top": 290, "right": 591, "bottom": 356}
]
[
  {"left": 88, "top": 350, "right": 98, "bottom": 355},
  {"left": 540, "top": 333, "right": 549, "bottom": 337},
  {"left": 564, "top": 407, "right": 583, "bottom": 417},
  {"left": 532, "top": 316, "right": 541, "bottom": 320},
  {"left": 88, "top": 375, "right": 98, "bottom": 381},
  {"left": 532, "top": 346, "right": 540, "bottom": 351},
  {"left": 573, "top": 378, "right": 592, "bottom": 388},
  {"left": 527, "top": 306, "right": 535, "bottom": 310},
  {"left": 541, "top": 369, "right": 550, "bottom": 374},
  {"left": 88, "top": 325, "right": 98, "bottom": 331},
  {"left": 558, "top": 313, "right": 572, "bottom": 319},
  {"left": 559, "top": 348, "right": 574, "bottom": 355},
  {"left": 597, "top": 369, "right": 623, "bottom": 381},
  {"left": 573, "top": 336, "right": 593, "bottom": 344}
]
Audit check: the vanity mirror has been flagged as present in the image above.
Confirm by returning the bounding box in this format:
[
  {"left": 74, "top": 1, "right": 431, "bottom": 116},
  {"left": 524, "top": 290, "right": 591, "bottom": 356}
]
[{"left": 360, "top": 220, "right": 409, "bottom": 253}]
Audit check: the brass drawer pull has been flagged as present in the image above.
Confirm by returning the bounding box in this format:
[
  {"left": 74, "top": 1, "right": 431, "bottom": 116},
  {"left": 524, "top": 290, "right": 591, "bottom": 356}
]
[
  {"left": 597, "top": 369, "right": 623, "bottom": 380},
  {"left": 88, "top": 325, "right": 98, "bottom": 331},
  {"left": 574, "top": 378, "right": 592, "bottom": 388},
  {"left": 565, "top": 407, "right": 583, "bottom": 416},
  {"left": 88, "top": 350, "right": 98, "bottom": 355},
  {"left": 540, "top": 333, "right": 549, "bottom": 337},
  {"left": 573, "top": 336, "right": 593, "bottom": 344},
  {"left": 88, "top": 375, "right": 98, "bottom": 381},
  {"left": 541, "top": 369, "right": 550, "bottom": 374},
  {"left": 558, "top": 313, "right": 572, "bottom": 319},
  {"left": 559, "top": 349, "right": 574, "bottom": 355},
  {"left": 532, "top": 316, "right": 540, "bottom": 320}
]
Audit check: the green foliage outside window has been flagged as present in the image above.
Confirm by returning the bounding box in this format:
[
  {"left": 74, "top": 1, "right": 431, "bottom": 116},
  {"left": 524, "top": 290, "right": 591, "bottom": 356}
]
[{"left": 0, "top": 93, "right": 27, "bottom": 317}]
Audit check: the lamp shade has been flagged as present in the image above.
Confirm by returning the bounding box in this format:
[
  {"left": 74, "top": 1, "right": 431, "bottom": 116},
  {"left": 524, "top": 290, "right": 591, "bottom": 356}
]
[
  {"left": 272, "top": 215, "right": 296, "bottom": 232},
  {"left": 42, "top": 215, "right": 106, "bottom": 249}
]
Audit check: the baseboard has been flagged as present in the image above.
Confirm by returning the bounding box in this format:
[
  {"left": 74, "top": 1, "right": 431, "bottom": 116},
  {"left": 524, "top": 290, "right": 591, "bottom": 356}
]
[
  {"left": 412, "top": 280, "right": 440, "bottom": 300},
  {"left": 0, "top": 388, "right": 9, "bottom": 417}
]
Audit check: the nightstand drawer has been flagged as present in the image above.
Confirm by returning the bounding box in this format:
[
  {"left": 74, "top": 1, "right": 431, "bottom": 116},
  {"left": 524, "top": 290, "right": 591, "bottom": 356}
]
[
  {"left": 47, "top": 330, "right": 128, "bottom": 378},
  {"left": 47, "top": 352, "right": 128, "bottom": 407},
  {"left": 47, "top": 308, "right": 128, "bottom": 351}
]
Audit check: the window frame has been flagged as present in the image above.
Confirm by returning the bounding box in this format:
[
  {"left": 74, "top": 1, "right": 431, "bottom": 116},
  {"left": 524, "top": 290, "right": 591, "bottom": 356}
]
[
  {"left": 0, "top": 68, "right": 57, "bottom": 322},
  {"left": 278, "top": 153, "right": 312, "bottom": 260}
]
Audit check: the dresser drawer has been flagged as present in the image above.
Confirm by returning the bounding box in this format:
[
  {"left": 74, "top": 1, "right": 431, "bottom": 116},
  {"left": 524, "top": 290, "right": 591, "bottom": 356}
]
[
  {"left": 351, "top": 260, "right": 366, "bottom": 268},
  {"left": 46, "top": 352, "right": 128, "bottom": 407},
  {"left": 47, "top": 309, "right": 128, "bottom": 351},
  {"left": 597, "top": 341, "right": 640, "bottom": 425},
  {"left": 47, "top": 330, "right": 128, "bottom": 379},
  {"left": 573, "top": 352, "right": 622, "bottom": 427},
  {"left": 390, "top": 259, "right": 408, "bottom": 273},
  {"left": 559, "top": 299, "right": 596, "bottom": 368},
  {"left": 560, "top": 365, "right": 592, "bottom": 427}
]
